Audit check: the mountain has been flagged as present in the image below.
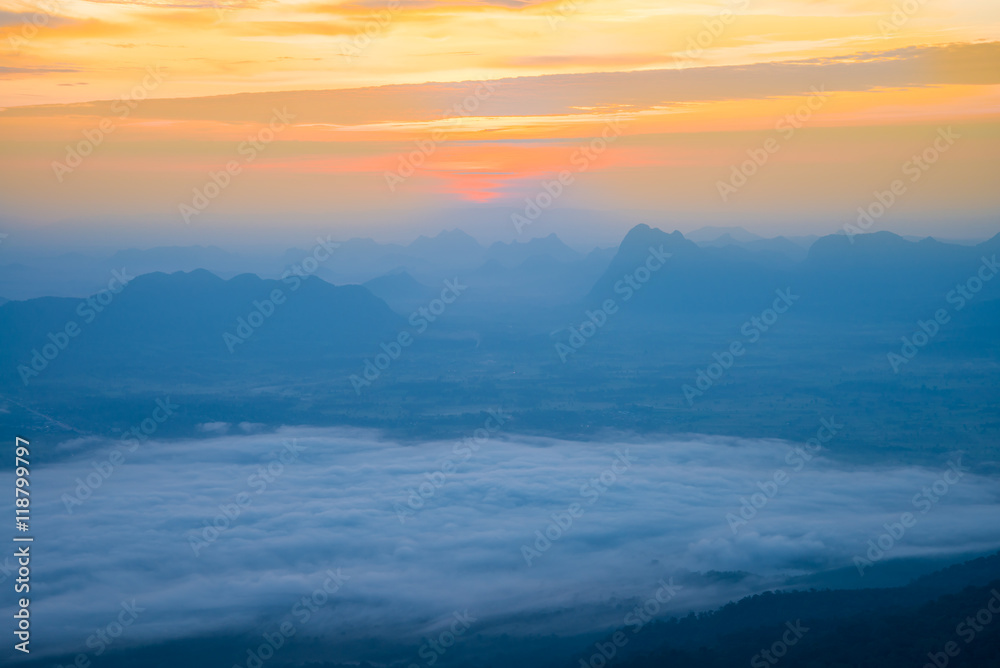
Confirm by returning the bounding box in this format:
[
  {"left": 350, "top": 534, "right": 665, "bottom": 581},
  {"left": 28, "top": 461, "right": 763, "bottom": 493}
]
[
  {"left": 684, "top": 225, "right": 763, "bottom": 244},
  {"left": 311, "top": 237, "right": 433, "bottom": 285},
  {"left": 310, "top": 230, "right": 488, "bottom": 286},
  {"left": 0, "top": 269, "right": 402, "bottom": 384},
  {"left": 744, "top": 235, "right": 810, "bottom": 261},
  {"left": 362, "top": 270, "right": 438, "bottom": 312},
  {"left": 787, "top": 233, "right": 821, "bottom": 248},
  {"left": 795, "top": 230, "right": 997, "bottom": 319},
  {"left": 698, "top": 233, "right": 810, "bottom": 264},
  {"left": 0, "top": 233, "right": 494, "bottom": 300},
  {"left": 0, "top": 225, "right": 995, "bottom": 459},
  {"left": 486, "top": 233, "right": 582, "bottom": 266},
  {"left": 0, "top": 231, "right": 597, "bottom": 302},
  {"left": 587, "top": 224, "right": 789, "bottom": 313},
  {"left": 406, "top": 229, "right": 485, "bottom": 266},
  {"left": 588, "top": 224, "right": 1000, "bottom": 321},
  {"left": 105, "top": 245, "right": 252, "bottom": 276},
  {"left": 0, "top": 247, "right": 269, "bottom": 300},
  {"left": 571, "top": 552, "right": 1000, "bottom": 668},
  {"left": 459, "top": 243, "right": 614, "bottom": 313}
]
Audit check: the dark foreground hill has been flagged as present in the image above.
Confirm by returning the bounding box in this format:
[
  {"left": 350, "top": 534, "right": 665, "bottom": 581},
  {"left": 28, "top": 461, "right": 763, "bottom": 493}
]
[{"left": 564, "top": 552, "right": 1000, "bottom": 668}]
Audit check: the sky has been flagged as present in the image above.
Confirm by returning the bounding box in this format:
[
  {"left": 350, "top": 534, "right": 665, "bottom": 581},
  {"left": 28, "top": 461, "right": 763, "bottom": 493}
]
[{"left": 0, "top": 0, "right": 999, "bottom": 245}]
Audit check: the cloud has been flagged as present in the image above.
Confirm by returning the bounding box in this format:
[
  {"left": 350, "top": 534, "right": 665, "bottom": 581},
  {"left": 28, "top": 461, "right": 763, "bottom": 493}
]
[
  {"left": 0, "top": 10, "right": 76, "bottom": 28},
  {"left": 197, "top": 421, "right": 231, "bottom": 434},
  {"left": 7, "top": 427, "right": 1000, "bottom": 659},
  {"left": 0, "top": 66, "right": 79, "bottom": 76},
  {"left": 3, "top": 41, "right": 997, "bottom": 124}
]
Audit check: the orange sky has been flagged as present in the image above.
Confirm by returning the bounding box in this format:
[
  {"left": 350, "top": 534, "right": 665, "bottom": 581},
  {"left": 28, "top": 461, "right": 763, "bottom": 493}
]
[{"left": 0, "top": 0, "right": 998, "bottom": 241}]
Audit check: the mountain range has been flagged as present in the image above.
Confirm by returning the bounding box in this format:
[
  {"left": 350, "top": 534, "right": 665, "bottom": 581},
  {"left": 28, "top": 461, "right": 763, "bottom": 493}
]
[
  {"left": 3, "top": 225, "right": 988, "bottom": 301},
  {"left": 0, "top": 225, "right": 996, "bottom": 460}
]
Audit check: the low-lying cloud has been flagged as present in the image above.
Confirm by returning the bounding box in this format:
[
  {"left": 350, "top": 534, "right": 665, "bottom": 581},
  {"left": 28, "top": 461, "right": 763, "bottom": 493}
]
[{"left": 6, "top": 427, "right": 1000, "bottom": 658}]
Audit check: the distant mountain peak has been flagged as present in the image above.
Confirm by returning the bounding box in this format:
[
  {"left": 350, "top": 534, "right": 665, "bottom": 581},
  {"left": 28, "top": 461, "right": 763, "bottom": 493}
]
[
  {"left": 110, "top": 244, "right": 227, "bottom": 255},
  {"left": 685, "top": 225, "right": 763, "bottom": 244},
  {"left": 130, "top": 267, "right": 226, "bottom": 288},
  {"left": 416, "top": 228, "right": 480, "bottom": 245},
  {"left": 619, "top": 224, "right": 689, "bottom": 252},
  {"left": 486, "top": 233, "right": 580, "bottom": 265},
  {"left": 407, "top": 229, "right": 484, "bottom": 261},
  {"left": 364, "top": 269, "right": 422, "bottom": 289},
  {"left": 443, "top": 228, "right": 478, "bottom": 240},
  {"left": 813, "top": 230, "right": 908, "bottom": 255}
]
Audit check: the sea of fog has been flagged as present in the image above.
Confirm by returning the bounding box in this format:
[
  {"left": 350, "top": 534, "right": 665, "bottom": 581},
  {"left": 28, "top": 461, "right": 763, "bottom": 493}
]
[{"left": 6, "top": 425, "right": 1000, "bottom": 658}]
